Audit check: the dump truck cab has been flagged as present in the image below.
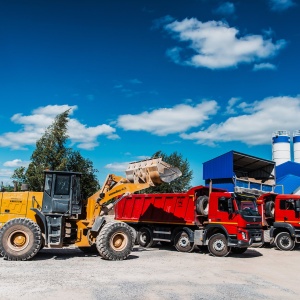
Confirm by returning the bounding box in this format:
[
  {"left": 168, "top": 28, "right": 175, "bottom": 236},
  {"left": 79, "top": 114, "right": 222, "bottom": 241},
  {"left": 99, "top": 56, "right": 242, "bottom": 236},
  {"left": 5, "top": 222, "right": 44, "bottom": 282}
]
[
  {"left": 200, "top": 192, "right": 262, "bottom": 256},
  {"left": 257, "top": 193, "right": 300, "bottom": 250}
]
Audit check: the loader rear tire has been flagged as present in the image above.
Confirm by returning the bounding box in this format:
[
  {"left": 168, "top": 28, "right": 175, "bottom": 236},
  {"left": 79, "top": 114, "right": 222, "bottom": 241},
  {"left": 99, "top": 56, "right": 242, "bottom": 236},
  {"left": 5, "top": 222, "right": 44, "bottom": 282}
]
[
  {"left": 96, "top": 222, "right": 134, "bottom": 261},
  {"left": 0, "top": 218, "right": 41, "bottom": 261}
]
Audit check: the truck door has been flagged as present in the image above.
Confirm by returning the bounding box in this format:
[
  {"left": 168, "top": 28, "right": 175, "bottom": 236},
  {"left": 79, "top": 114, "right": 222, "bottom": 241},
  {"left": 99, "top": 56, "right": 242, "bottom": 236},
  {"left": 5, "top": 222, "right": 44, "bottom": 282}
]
[
  {"left": 209, "top": 194, "right": 238, "bottom": 234},
  {"left": 277, "top": 198, "right": 300, "bottom": 227}
]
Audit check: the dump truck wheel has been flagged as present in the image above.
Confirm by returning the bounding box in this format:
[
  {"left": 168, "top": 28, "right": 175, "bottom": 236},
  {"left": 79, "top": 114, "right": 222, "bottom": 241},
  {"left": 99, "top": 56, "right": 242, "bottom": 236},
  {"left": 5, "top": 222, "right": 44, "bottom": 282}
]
[
  {"left": 96, "top": 222, "right": 134, "bottom": 261},
  {"left": 196, "top": 195, "right": 209, "bottom": 216},
  {"left": 174, "top": 231, "right": 194, "bottom": 253},
  {"left": 275, "top": 232, "right": 295, "bottom": 251},
  {"left": 208, "top": 233, "right": 230, "bottom": 257},
  {"left": 265, "top": 201, "right": 275, "bottom": 218},
  {"left": 137, "top": 227, "right": 154, "bottom": 248},
  {"left": 0, "top": 218, "right": 41, "bottom": 261},
  {"left": 231, "top": 247, "right": 247, "bottom": 254}
]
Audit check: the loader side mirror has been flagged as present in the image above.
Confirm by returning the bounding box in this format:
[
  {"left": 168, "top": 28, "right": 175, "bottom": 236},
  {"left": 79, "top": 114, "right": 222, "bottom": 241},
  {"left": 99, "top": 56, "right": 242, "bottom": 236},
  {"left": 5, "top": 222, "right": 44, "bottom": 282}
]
[{"left": 295, "top": 200, "right": 300, "bottom": 212}]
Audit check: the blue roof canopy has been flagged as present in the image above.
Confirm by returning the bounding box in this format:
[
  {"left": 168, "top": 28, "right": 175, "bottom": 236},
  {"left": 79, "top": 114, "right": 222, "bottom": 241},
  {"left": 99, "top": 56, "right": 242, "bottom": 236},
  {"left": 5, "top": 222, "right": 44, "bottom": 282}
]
[{"left": 203, "top": 150, "right": 275, "bottom": 182}]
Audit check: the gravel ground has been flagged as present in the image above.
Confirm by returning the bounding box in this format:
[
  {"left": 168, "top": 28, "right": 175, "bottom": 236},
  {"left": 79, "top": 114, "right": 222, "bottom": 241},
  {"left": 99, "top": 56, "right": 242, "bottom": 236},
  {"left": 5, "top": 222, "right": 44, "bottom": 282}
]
[{"left": 0, "top": 244, "right": 299, "bottom": 300}]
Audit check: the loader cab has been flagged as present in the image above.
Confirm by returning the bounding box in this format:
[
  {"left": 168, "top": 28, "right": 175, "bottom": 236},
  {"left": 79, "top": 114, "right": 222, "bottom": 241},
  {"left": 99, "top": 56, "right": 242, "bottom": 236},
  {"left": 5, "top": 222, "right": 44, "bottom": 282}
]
[{"left": 41, "top": 170, "right": 82, "bottom": 216}]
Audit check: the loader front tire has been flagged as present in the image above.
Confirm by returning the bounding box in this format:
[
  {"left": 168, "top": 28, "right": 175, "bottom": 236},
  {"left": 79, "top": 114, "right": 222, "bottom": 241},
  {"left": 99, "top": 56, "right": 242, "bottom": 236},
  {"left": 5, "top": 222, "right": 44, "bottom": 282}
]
[
  {"left": 0, "top": 218, "right": 42, "bottom": 261},
  {"left": 96, "top": 222, "right": 134, "bottom": 261}
]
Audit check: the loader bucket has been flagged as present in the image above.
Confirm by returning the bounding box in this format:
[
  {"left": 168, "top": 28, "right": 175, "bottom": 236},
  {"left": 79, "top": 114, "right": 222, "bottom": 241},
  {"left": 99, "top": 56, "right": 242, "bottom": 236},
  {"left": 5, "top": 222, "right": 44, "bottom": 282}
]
[{"left": 125, "top": 158, "right": 182, "bottom": 186}]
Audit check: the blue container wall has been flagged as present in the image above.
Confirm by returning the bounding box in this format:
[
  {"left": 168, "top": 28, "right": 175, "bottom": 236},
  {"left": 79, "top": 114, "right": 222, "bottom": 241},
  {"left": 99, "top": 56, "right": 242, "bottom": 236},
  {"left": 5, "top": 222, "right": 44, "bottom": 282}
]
[
  {"left": 205, "top": 179, "right": 234, "bottom": 192},
  {"left": 203, "top": 151, "right": 234, "bottom": 180}
]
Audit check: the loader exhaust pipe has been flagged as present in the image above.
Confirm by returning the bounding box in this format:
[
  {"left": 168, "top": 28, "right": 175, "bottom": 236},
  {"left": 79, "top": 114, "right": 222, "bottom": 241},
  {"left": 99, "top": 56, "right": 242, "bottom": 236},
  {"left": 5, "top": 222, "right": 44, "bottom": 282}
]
[{"left": 125, "top": 158, "right": 182, "bottom": 186}]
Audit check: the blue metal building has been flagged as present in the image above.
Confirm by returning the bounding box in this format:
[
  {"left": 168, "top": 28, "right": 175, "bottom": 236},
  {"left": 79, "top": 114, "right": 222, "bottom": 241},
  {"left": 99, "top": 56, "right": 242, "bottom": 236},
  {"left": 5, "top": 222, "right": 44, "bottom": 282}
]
[
  {"left": 203, "top": 151, "right": 275, "bottom": 193},
  {"left": 274, "top": 161, "right": 300, "bottom": 194}
]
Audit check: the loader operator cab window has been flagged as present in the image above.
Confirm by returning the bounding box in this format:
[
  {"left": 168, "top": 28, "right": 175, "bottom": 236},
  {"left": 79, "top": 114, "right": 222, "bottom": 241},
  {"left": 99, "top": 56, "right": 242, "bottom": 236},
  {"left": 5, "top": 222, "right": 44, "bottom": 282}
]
[
  {"left": 45, "top": 174, "right": 53, "bottom": 196},
  {"left": 55, "top": 175, "right": 71, "bottom": 196}
]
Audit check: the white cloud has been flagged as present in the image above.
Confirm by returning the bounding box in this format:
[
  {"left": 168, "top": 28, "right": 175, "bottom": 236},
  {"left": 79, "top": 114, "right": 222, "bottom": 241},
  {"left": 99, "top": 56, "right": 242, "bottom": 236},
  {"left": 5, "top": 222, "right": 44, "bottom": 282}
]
[
  {"left": 181, "top": 96, "right": 300, "bottom": 146},
  {"left": 3, "top": 159, "right": 30, "bottom": 168},
  {"left": 117, "top": 101, "right": 219, "bottom": 136},
  {"left": 0, "top": 168, "right": 14, "bottom": 186},
  {"left": 0, "top": 104, "right": 119, "bottom": 150},
  {"left": 214, "top": 2, "right": 235, "bottom": 15},
  {"left": 164, "top": 18, "right": 286, "bottom": 69},
  {"left": 269, "top": 0, "right": 296, "bottom": 11},
  {"left": 104, "top": 162, "right": 130, "bottom": 172},
  {"left": 253, "top": 62, "right": 277, "bottom": 71},
  {"left": 225, "top": 97, "right": 242, "bottom": 115}
]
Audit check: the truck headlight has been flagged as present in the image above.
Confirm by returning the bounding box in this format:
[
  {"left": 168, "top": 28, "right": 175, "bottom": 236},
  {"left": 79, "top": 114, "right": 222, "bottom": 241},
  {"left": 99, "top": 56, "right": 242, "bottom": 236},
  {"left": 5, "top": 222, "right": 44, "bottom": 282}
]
[{"left": 242, "top": 232, "right": 247, "bottom": 240}]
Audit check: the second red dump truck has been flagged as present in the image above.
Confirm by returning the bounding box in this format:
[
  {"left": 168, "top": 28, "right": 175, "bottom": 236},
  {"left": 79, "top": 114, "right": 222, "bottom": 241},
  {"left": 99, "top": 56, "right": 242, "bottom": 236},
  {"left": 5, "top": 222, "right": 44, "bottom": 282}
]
[
  {"left": 257, "top": 192, "right": 300, "bottom": 250},
  {"left": 115, "top": 186, "right": 263, "bottom": 257}
]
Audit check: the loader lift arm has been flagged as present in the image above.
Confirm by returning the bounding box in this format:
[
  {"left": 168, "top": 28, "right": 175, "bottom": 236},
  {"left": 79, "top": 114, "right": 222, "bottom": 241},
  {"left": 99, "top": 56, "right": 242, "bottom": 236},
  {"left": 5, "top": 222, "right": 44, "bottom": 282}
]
[{"left": 86, "top": 158, "right": 182, "bottom": 221}]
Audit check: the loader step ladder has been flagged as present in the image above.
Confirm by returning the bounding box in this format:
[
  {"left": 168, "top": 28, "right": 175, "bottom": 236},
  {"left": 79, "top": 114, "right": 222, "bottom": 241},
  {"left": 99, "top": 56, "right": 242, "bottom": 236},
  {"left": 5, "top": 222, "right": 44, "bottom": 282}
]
[{"left": 46, "top": 215, "right": 64, "bottom": 247}]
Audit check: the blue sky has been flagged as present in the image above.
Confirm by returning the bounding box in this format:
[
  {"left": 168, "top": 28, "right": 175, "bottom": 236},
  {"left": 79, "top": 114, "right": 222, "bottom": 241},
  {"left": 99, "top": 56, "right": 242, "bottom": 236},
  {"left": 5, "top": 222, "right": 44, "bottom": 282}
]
[{"left": 0, "top": 0, "right": 300, "bottom": 186}]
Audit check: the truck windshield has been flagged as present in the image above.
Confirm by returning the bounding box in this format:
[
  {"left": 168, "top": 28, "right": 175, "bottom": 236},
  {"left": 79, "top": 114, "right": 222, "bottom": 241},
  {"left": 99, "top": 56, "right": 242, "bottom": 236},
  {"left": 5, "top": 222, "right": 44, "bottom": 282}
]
[{"left": 236, "top": 195, "right": 260, "bottom": 216}]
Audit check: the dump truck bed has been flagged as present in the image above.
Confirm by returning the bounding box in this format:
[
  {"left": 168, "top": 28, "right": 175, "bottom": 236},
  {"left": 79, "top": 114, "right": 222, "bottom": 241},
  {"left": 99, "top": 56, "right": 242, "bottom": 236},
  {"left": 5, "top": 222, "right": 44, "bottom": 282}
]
[{"left": 115, "top": 192, "right": 196, "bottom": 224}]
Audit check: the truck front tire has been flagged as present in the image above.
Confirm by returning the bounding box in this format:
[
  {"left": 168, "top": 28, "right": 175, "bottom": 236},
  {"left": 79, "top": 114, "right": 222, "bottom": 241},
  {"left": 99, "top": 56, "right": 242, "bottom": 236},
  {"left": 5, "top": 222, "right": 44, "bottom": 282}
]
[
  {"left": 275, "top": 232, "right": 295, "bottom": 251},
  {"left": 208, "top": 233, "right": 231, "bottom": 257},
  {"left": 96, "top": 222, "right": 134, "bottom": 260},
  {"left": 0, "top": 218, "right": 42, "bottom": 261}
]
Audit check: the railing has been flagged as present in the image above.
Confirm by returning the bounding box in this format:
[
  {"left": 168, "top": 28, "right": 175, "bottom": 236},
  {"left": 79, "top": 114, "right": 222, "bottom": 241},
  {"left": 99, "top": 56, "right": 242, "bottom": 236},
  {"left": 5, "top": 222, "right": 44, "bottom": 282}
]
[{"left": 234, "top": 178, "right": 274, "bottom": 193}]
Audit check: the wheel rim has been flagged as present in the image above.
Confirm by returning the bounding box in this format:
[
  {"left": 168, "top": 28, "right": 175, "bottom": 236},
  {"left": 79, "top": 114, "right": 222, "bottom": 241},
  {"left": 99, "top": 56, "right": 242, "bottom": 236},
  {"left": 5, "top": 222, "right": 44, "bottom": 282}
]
[
  {"left": 280, "top": 236, "right": 291, "bottom": 248},
  {"left": 140, "top": 233, "right": 148, "bottom": 244},
  {"left": 213, "top": 239, "right": 225, "bottom": 251},
  {"left": 110, "top": 232, "right": 128, "bottom": 251},
  {"left": 8, "top": 230, "right": 30, "bottom": 252},
  {"left": 178, "top": 236, "right": 189, "bottom": 248}
]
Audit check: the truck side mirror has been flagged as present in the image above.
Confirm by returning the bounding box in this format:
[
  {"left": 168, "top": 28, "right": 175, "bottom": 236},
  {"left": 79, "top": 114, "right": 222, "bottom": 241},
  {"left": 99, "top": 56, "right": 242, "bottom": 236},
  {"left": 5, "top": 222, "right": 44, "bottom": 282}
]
[
  {"left": 228, "top": 198, "right": 233, "bottom": 214},
  {"left": 295, "top": 200, "right": 300, "bottom": 212}
]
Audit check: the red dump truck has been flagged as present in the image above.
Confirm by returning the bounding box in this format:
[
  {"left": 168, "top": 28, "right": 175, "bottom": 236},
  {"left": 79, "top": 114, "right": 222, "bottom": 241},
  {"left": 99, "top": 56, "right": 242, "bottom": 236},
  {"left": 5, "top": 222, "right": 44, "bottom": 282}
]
[
  {"left": 257, "top": 193, "right": 300, "bottom": 250},
  {"left": 115, "top": 186, "right": 263, "bottom": 257}
]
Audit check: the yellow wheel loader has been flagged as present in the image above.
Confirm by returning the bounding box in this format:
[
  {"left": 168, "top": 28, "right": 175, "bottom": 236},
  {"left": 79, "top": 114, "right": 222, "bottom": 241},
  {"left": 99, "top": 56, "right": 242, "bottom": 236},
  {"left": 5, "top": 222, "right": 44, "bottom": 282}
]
[{"left": 0, "top": 158, "right": 181, "bottom": 261}]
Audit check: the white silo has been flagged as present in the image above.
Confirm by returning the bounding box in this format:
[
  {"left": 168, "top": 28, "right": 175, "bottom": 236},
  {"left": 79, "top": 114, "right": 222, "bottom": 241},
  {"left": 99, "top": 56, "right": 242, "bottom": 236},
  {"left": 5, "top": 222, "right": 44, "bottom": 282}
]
[
  {"left": 293, "top": 130, "right": 300, "bottom": 163},
  {"left": 272, "top": 130, "right": 291, "bottom": 165}
]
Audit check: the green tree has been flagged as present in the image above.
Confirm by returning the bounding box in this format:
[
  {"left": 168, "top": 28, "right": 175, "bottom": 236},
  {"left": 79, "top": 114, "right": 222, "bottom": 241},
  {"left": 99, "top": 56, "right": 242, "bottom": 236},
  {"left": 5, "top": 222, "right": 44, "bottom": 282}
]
[
  {"left": 25, "top": 109, "right": 70, "bottom": 191},
  {"left": 11, "top": 110, "right": 100, "bottom": 197},
  {"left": 144, "top": 151, "right": 193, "bottom": 193},
  {"left": 67, "top": 151, "right": 100, "bottom": 200}
]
